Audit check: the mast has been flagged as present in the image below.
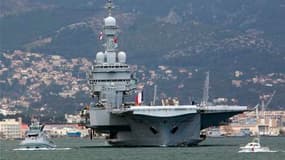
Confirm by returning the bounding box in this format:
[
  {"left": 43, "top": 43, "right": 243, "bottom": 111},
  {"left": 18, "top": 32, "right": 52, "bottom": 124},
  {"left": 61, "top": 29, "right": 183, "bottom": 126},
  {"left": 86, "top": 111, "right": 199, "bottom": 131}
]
[
  {"left": 201, "top": 72, "right": 210, "bottom": 107},
  {"left": 88, "top": 0, "right": 136, "bottom": 109},
  {"left": 256, "top": 104, "right": 259, "bottom": 120},
  {"left": 105, "top": 0, "right": 114, "bottom": 16},
  {"left": 152, "top": 85, "right": 157, "bottom": 105},
  {"left": 103, "top": 0, "right": 118, "bottom": 55}
]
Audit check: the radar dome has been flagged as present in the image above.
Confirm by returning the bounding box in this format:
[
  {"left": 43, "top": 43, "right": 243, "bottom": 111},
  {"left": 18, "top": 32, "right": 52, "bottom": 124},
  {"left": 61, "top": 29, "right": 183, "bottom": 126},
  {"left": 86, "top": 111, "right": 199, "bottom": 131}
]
[
  {"left": 96, "top": 52, "right": 104, "bottom": 63},
  {"left": 104, "top": 16, "right": 116, "bottom": 26},
  {"left": 118, "top": 51, "right": 126, "bottom": 63}
]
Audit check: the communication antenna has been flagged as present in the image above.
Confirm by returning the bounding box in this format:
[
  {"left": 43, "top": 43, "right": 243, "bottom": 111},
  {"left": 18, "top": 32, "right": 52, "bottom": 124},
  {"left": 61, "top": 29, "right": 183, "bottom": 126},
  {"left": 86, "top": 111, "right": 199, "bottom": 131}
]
[
  {"left": 105, "top": 0, "right": 114, "bottom": 16},
  {"left": 201, "top": 71, "right": 210, "bottom": 107},
  {"left": 152, "top": 85, "right": 157, "bottom": 106}
]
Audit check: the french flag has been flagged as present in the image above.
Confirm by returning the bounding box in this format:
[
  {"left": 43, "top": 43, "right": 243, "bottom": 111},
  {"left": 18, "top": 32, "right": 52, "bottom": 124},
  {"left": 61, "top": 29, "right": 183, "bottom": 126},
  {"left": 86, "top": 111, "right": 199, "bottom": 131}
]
[
  {"left": 135, "top": 91, "right": 143, "bottom": 106},
  {"left": 113, "top": 37, "right": 118, "bottom": 43}
]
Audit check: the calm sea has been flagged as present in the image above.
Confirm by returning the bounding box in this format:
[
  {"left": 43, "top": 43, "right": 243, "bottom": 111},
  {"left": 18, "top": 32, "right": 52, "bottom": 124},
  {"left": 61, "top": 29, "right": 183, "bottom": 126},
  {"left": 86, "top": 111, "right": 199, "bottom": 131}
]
[{"left": 1, "top": 137, "right": 285, "bottom": 160}]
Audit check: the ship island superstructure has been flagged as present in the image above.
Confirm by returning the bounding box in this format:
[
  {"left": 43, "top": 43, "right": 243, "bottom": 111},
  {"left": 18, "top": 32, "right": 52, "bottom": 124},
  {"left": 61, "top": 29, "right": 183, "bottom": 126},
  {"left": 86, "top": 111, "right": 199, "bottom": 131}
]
[{"left": 87, "top": 0, "right": 248, "bottom": 146}]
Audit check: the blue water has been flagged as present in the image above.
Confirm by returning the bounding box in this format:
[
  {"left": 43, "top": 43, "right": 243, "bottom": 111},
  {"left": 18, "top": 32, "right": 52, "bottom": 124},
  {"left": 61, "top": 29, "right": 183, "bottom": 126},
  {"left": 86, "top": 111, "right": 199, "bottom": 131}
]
[{"left": 1, "top": 137, "right": 285, "bottom": 160}]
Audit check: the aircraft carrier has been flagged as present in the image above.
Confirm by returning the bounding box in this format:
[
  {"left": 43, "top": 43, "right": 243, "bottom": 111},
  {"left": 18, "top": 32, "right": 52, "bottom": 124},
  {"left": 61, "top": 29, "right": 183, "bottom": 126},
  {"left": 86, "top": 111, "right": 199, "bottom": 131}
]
[{"left": 86, "top": 0, "right": 248, "bottom": 146}]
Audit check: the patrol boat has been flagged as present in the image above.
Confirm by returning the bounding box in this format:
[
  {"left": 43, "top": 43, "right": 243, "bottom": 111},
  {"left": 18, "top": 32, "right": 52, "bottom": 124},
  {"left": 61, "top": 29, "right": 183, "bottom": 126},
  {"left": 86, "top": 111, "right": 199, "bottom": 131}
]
[
  {"left": 19, "top": 119, "right": 56, "bottom": 149},
  {"left": 86, "top": 0, "right": 248, "bottom": 146}
]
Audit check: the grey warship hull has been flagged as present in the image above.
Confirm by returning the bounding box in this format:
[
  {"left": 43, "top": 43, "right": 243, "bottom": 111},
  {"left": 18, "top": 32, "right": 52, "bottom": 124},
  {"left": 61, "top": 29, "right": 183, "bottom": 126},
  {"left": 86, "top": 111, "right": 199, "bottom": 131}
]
[
  {"left": 114, "top": 115, "right": 200, "bottom": 146},
  {"left": 90, "top": 112, "right": 201, "bottom": 146},
  {"left": 88, "top": 105, "right": 246, "bottom": 146}
]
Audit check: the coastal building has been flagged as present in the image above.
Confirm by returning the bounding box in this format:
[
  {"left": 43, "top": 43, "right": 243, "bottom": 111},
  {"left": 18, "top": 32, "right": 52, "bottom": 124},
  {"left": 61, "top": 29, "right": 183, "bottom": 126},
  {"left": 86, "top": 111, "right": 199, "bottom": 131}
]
[
  {"left": 65, "top": 114, "right": 81, "bottom": 123},
  {"left": 221, "top": 111, "right": 285, "bottom": 136},
  {"left": 0, "top": 118, "right": 22, "bottom": 139},
  {"left": 44, "top": 124, "right": 88, "bottom": 138}
]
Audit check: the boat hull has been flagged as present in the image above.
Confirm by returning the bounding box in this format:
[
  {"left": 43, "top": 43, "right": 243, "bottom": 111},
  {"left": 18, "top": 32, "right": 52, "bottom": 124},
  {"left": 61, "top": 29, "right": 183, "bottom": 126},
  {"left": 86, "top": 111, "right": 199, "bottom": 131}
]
[
  {"left": 239, "top": 147, "right": 274, "bottom": 153},
  {"left": 89, "top": 105, "right": 248, "bottom": 147},
  {"left": 90, "top": 110, "right": 204, "bottom": 146},
  {"left": 20, "top": 138, "right": 56, "bottom": 148}
]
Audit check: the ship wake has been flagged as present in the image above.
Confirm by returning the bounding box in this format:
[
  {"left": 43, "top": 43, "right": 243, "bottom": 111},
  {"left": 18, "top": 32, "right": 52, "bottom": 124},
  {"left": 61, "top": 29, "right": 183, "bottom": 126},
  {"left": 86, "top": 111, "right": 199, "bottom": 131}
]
[{"left": 13, "top": 147, "right": 71, "bottom": 151}]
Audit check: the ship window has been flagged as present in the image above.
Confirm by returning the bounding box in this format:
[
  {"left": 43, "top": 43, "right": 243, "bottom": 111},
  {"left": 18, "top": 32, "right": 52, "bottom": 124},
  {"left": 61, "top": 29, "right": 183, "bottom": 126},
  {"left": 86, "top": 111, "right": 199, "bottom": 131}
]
[
  {"left": 170, "top": 126, "right": 178, "bottom": 134},
  {"left": 149, "top": 126, "right": 158, "bottom": 135}
]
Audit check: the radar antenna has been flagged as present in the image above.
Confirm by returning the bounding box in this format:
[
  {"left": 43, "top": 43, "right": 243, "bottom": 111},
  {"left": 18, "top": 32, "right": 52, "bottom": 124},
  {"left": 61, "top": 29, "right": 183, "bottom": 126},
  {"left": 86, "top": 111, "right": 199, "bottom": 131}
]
[{"left": 105, "top": 0, "right": 114, "bottom": 16}]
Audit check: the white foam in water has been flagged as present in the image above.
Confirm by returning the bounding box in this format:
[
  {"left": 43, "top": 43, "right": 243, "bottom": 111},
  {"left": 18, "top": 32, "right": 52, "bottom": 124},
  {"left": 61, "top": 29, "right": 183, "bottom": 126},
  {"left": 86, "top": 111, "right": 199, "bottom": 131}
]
[
  {"left": 13, "top": 148, "right": 71, "bottom": 151},
  {"left": 238, "top": 150, "right": 278, "bottom": 153}
]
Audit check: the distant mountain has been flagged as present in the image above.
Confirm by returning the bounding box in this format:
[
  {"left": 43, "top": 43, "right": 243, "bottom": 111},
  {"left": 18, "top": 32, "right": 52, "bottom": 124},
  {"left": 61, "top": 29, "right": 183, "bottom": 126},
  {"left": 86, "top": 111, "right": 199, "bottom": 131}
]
[
  {"left": 0, "top": 0, "right": 285, "bottom": 121},
  {"left": 1, "top": 0, "right": 284, "bottom": 70}
]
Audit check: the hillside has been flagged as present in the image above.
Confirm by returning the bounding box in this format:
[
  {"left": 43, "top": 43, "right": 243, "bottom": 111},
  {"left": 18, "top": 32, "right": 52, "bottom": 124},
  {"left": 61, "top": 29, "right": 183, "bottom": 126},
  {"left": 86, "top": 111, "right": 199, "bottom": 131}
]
[{"left": 0, "top": 0, "right": 285, "bottom": 121}]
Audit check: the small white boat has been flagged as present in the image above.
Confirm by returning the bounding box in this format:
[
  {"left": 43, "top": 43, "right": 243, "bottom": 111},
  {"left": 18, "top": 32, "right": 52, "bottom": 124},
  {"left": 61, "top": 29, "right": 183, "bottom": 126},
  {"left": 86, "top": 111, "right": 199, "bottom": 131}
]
[{"left": 238, "top": 137, "right": 274, "bottom": 153}]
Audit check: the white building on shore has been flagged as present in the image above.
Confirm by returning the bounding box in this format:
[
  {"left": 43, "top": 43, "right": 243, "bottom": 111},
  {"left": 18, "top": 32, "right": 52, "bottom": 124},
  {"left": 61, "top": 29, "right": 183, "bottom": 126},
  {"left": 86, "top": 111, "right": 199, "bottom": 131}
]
[{"left": 0, "top": 118, "right": 22, "bottom": 139}]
